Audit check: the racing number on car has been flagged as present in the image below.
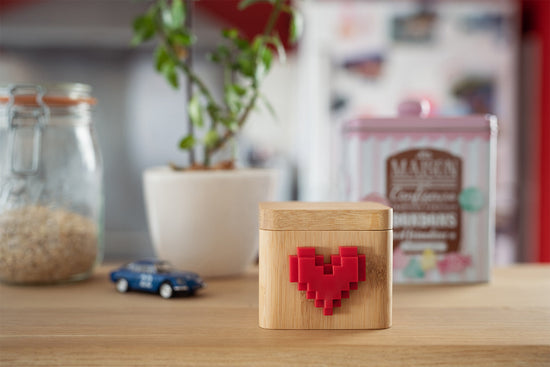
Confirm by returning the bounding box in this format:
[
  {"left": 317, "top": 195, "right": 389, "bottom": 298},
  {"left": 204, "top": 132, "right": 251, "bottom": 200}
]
[{"left": 139, "top": 274, "right": 153, "bottom": 289}]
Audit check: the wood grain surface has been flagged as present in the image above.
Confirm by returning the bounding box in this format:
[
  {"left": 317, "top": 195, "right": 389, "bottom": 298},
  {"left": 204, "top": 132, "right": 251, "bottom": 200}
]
[
  {"left": 259, "top": 201, "right": 392, "bottom": 231},
  {"left": 1, "top": 265, "right": 549, "bottom": 366},
  {"left": 259, "top": 230, "right": 392, "bottom": 329}
]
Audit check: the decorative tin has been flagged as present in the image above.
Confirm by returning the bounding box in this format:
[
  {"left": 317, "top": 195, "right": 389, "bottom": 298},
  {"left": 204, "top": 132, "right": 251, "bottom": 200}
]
[
  {"left": 259, "top": 201, "right": 392, "bottom": 329},
  {"left": 342, "top": 102, "right": 497, "bottom": 283}
]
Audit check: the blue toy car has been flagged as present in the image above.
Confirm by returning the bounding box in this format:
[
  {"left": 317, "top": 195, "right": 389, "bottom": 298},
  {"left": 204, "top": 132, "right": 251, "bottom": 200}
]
[{"left": 110, "top": 260, "right": 205, "bottom": 299}]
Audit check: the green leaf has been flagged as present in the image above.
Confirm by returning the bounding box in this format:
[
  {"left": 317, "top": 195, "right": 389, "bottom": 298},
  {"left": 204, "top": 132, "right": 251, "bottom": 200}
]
[
  {"left": 217, "top": 45, "right": 230, "bottom": 58},
  {"left": 207, "top": 103, "right": 221, "bottom": 121},
  {"left": 207, "top": 52, "right": 220, "bottom": 63},
  {"left": 161, "top": 61, "right": 179, "bottom": 89},
  {"left": 290, "top": 9, "right": 304, "bottom": 44},
  {"left": 234, "top": 37, "right": 249, "bottom": 50},
  {"left": 220, "top": 116, "right": 233, "bottom": 126},
  {"left": 222, "top": 28, "right": 239, "bottom": 40},
  {"left": 220, "top": 118, "right": 239, "bottom": 132},
  {"left": 236, "top": 51, "right": 255, "bottom": 77},
  {"left": 131, "top": 14, "right": 156, "bottom": 46},
  {"left": 154, "top": 45, "right": 170, "bottom": 72},
  {"left": 252, "top": 37, "right": 263, "bottom": 52},
  {"left": 160, "top": 0, "right": 185, "bottom": 31},
  {"left": 178, "top": 134, "right": 196, "bottom": 150},
  {"left": 204, "top": 129, "right": 219, "bottom": 148},
  {"left": 238, "top": 0, "right": 274, "bottom": 10},
  {"left": 254, "top": 61, "right": 267, "bottom": 82},
  {"left": 207, "top": 45, "right": 230, "bottom": 63},
  {"left": 260, "top": 94, "right": 277, "bottom": 119},
  {"left": 260, "top": 47, "right": 273, "bottom": 71},
  {"left": 271, "top": 36, "right": 286, "bottom": 63},
  {"left": 131, "top": 34, "right": 145, "bottom": 47},
  {"left": 132, "top": 14, "right": 153, "bottom": 33},
  {"left": 188, "top": 94, "right": 204, "bottom": 127},
  {"left": 224, "top": 85, "right": 242, "bottom": 113},
  {"left": 231, "top": 84, "right": 247, "bottom": 96},
  {"left": 160, "top": 0, "right": 173, "bottom": 29},
  {"left": 172, "top": 32, "right": 195, "bottom": 46},
  {"left": 171, "top": 0, "right": 185, "bottom": 29}
]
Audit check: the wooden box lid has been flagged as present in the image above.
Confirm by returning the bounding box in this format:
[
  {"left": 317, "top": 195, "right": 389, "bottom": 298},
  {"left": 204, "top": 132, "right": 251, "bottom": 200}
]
[{"left": 259, "top": 202, "right": 392, "bottom": 231}]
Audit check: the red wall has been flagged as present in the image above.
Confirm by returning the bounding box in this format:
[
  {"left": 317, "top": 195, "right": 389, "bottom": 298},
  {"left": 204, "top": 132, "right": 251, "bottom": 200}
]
[
  {"left": 522, "top": 0, "right": 550, "bottom": 262},
  {"left": 197, "top": 0, "right": 293, "bottom": 49}
]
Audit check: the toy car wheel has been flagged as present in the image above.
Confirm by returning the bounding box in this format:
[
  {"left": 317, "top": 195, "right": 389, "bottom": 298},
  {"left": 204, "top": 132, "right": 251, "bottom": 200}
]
[
  {"left": 116, "top": 278, "right": 129, "bottom": 293},
  {"left": 159, "top": 283, "right": 174, "bottom": 299}
]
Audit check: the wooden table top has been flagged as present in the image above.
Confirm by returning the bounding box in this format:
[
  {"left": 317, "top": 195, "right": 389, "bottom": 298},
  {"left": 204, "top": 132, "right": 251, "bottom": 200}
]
[{"left": 1, "top": 264, "right": 549, "bottom": 366}]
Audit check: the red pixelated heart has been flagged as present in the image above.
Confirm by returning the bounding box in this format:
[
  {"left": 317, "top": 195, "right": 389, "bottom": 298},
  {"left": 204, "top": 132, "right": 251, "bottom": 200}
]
[{"left": 289, "top": 247, "right": 366, "bottom": 316}]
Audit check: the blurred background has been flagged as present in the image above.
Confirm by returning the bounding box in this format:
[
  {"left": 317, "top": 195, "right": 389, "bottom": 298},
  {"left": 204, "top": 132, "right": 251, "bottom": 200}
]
[{"left": 1, "top": 0, "right": 548, "bottom": 264}]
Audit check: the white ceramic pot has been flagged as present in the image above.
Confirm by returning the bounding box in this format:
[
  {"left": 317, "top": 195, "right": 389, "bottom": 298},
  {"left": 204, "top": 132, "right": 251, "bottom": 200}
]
[{"left": 143, "top": 167, "right": 277, "bottom": 277}]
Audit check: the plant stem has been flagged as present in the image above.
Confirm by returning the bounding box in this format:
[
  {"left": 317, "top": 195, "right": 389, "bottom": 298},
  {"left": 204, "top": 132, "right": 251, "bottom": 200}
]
[
  {"left": 263, "top": 0, "right": 284, "bottom": 36},
  {"left": 185, "top": 0, "right": 195, "bottom": 165},
  {"left": 204, "top": 0, "right": 284, "bottom": 164},
  {"left": 179, "top": 61, "right": 218, "bottom": 120},
  {"left": 156, "top": 20, "right": 218, "bottom": 124},
  {"left": 155, "top": 7, "right": 219, "bottom": 163},
  {"left": 206, "top": 94, "right": 258, "bottom": 156}
]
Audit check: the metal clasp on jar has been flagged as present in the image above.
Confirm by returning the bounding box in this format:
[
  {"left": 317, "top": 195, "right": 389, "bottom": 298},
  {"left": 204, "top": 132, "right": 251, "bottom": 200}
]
[{"left": 7, "top": 84, "right": 49, "bottom": 176}]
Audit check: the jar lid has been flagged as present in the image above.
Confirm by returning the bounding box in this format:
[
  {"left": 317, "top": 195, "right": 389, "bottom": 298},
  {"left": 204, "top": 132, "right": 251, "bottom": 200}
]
[
  {"left": 259, "top": 202, "right": 392, "bottom": 231},
  {"left": 0, "top": 83, "right": 97, "bottom": 107}
]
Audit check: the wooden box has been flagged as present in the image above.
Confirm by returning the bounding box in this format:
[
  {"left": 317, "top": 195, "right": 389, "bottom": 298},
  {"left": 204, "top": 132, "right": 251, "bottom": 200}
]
[{"left": 259, "top": 202, "right": 393, "bottom": 329}]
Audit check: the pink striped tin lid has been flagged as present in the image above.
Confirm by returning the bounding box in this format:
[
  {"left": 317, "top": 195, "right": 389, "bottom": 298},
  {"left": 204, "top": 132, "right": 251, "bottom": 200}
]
[
  {"left": 344, "top": 115, "right": 498, "bottom": 133},
  {"left": 344, "top": 100, "right": 498, "bottom": 141},
  {"left": 343, "top": 115, "right": 498, "bottom": 141}
]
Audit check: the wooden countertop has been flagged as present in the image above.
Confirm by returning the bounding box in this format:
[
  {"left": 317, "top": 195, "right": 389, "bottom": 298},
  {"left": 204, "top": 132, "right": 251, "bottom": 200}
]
[{"left": 1, "top": 265, "right": 549, "bottom": 366}]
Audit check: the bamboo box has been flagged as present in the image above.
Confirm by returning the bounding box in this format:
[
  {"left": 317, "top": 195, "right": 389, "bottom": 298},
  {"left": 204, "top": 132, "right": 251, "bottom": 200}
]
[{"left": 259, "top": 202, "right": 393, "bottom": 329}]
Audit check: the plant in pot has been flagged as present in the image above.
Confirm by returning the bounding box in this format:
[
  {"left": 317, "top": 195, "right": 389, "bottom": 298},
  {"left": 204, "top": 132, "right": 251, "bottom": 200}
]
[{"left": 132, "top": 0, "right": 301, "bottom": 277}]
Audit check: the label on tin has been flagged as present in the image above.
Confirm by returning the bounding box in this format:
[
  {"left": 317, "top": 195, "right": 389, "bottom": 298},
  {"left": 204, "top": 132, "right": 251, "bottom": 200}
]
[{"left": 386, "top": 148, "right": 462, "bottom": 254}]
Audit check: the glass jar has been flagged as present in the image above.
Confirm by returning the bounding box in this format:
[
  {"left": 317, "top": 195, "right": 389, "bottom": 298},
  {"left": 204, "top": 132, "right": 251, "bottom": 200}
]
[{"left": 0, "top": 84, "right": 103, "bottom": 284}]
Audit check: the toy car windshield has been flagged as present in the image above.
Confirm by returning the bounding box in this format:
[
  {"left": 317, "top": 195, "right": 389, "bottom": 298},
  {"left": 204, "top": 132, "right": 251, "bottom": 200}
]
[{"left": 156, "top": 261, "right": 174, "bottom": 273}]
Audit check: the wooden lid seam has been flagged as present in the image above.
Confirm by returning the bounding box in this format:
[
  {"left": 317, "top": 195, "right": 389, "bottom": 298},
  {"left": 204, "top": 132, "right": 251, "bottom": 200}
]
[{"left": 259, "top": 202, "right": 392, "bottom": 231}]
